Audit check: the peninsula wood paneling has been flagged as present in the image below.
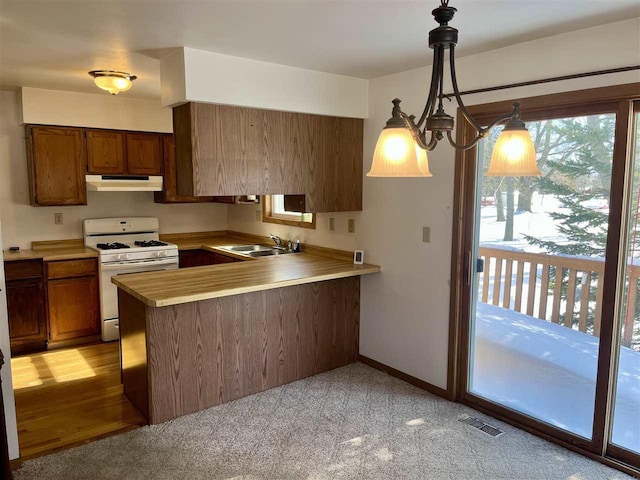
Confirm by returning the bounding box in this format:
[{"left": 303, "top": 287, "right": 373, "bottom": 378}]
[{"left": 121, "top": 277, "right": 359, "bottom": 424}]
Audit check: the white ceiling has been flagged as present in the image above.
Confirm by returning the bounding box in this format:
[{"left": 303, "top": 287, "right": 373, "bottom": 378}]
[{"left": 1, "top": 0, "right": 638, "bottom": 99}]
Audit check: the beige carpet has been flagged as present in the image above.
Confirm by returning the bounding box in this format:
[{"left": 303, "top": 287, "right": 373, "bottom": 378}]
[{"left": 14, "top": 363, "right": 635, "bottom": 479}]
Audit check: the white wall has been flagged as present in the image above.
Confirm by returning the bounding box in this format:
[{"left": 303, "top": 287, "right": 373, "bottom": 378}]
[
  {"left": 228, "top": 205, "right": 360, "bottom": 253},
  {"left": 360, "top": 18, "right": 640, "bottom": 389},
  {"left": 21, "top": 87, "right": 173, "bottom": 133},
  {"left": 1, "top": 89, "right": 228, "bottom": 249},
  {"left": 160, "top": 47, "right": 369, "bottom": 118}
]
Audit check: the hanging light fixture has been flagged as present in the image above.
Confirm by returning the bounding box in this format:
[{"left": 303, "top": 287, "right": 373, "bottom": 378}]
[
  {"left": 367, "top": 0, "right": 540, "bottom": 178},
  {"left": 88, "top": 70, "right": 137, "bottom": 95}
]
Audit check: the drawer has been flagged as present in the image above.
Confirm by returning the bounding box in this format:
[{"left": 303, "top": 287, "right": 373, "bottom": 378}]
[
  {"left": 46, "top": 258, "right": 97, "bottom": 279},
  {"left": 4, "top": 260, "right": 43, "bottom": 281}
]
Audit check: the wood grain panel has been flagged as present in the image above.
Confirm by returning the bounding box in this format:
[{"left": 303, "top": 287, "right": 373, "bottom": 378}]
[
  {"left": 86, "top": 129, "right": 126, "bottom": 174},
  {"left": 154, "top": 134, "right": 218, "bottom": 204},
  {"left": 46, "top": 258, "right": 97, "bottom": 279},
  {"left": 4, "top": 260, "right": 43, "bottom": 281},
  {"left": 47, "top": 276, "right": 100, "bottom": 342},
  {"left": 6, "top": 279, "right": 47, "bottom": 355},
  {"left": 118, "top": 291, "right": 150, "bottom": 421},
  {"left": 127, "top": 277, "right": 359, "bottom": 424},
  {"left": 126, "top": 132, "right": 162, "bottom": 175},
  {"left": 172, "top": 102, "right": 363, "bottom": 212},
  {"left": 26, "top": 126, "right": 86, "bottom": 206}
]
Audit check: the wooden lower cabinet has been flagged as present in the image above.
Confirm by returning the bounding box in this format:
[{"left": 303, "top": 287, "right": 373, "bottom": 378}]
[
  {"left": 6, "top": 278, "right": 47, "bottom": 355},
  {"left": 47, "top": 276, "right": 100, "bottom": 343},
  {"left": 4, "top": 260, "right": 46, "bottom": 355},
  {"left": 45, "top": 258, "right": 100, "bottom": 346},
  {"left": 179, "top": 249, "right": 240, "bottom": 268}
]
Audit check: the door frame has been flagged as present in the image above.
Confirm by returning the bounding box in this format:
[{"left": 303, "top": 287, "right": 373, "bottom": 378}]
[{"left": 448, "top": 82, "right": 640, "bottom": 475}]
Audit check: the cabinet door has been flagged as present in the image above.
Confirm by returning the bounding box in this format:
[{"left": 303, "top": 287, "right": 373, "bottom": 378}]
[
  {"left": 179, "top": 249, "right": 218, "bottom": 268},
  {"left": 6, "top": 279, "right": 46, "bottom": 354},
  {"left": 86, "top": 129, "right": 126, "bottom": 174},
  {"left": 47, "top": 276, "right": 100, "bottom": 342},
  {"left": 154, "top": 135, "right": 217, "bottom": 203},
  {"left": 27, "top": 126, "right": 87, "bottom": 206},
  {"left": 126, "top": 132, "right": 162, "bottom": 175},
  {"left": 212, "top": 253, "right": 236, "bottom": 264},
  {"left": 331, "top": 117, "right": 363, "bottom": 212}
]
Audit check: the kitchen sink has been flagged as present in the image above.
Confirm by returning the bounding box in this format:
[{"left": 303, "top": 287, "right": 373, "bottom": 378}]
[{"left": 218, "top": 244, "right": 293, "bottom": 257}]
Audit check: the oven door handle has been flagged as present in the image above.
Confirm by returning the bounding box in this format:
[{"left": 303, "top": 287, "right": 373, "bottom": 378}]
[{"left": 101, "top": 258, "right": 179, "bottom": 271}]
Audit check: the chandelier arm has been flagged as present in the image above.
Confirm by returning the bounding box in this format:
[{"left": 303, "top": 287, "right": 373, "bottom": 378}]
[
  {"left": 445, "top": 130, "right": 482, "bottom": 151},
  {"left": 416, "top": 45, "right": 444, "bottom": 129},
  {"left": 448, "top": 45, "right": 483, "bottom": 133},
  {"left": 445, "top": 110, "right": 515, "bottom": 150},
  {"left": 397, "top": 111, "right": 439, "bottom": 151}
]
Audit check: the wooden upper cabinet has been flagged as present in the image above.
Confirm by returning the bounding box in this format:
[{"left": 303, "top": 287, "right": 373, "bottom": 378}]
[
  {"left": 126, "top": 132, "right": 162, "bottom": 175},
  {"left": 86, "top": 129, "right": 126, "bottom": 174},
  {"left": 26, "top": 126, "right": 87, "bottom": 206},
  {"left": 173, "top": 102, "right": 363, "bottom": 212},
  {"left": 154, "top": 134, "right": 218, "bottom": 204}
]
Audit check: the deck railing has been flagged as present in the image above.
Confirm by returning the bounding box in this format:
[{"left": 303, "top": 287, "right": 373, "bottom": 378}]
[{"left": 478, "top": 246, "right": 639, "bottom": 348}]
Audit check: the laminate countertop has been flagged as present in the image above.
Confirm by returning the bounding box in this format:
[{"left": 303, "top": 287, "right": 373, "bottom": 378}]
[
  {"left": 3, "top": 240, "right": 98, "bottom": 262},
  {"left": 112, "top": 252, "right": 381, "bottom": 307}
]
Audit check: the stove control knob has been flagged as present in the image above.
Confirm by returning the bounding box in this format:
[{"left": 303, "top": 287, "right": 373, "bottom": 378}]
[
  {"left": 118, "top": 253, "right": 129, "bottom": 261},
  {"left": 159, "top": 251, "right": 167, "bottom": 257}
]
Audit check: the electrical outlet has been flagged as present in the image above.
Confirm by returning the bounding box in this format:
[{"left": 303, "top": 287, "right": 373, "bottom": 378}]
[
  {"left": 348, "top": 219, "right": 355, "bottom": 234},
  {"left": 54, "top": 212, "right": 63, "bottom": 225},
  {"left": 423, "top": 226, "right": 431, "bottom": 243},
  {"left": 329, "top": 217, "right": 335, "bottom": 231},
  {"left": 255, "top": 210, "right": 261, "bottom": 221}
]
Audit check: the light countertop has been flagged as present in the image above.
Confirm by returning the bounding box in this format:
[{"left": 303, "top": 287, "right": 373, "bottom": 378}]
[
  {"left": 3, "top": 240, "right": 98, "bottom": 262},
  {"left": 112, "top": 247, "right": 380, "bottom": 307}
]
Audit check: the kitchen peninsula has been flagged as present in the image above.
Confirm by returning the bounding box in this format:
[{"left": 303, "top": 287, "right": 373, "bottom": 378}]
[{"left": 112, "top": 234, "right": 381, "bottom": 424}]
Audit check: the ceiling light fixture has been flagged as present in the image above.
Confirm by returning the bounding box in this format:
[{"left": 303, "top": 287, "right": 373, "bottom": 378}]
[
  {"left": 367, "top": 0, "right": 540, "bottom": 178},
  {"left": 88, "top": 70, "right": 137, "bottom": 95}
]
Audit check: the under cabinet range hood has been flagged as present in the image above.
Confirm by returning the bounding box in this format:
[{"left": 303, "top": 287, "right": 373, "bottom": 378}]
[{"left": 85, "top": 175, "right": 163, "bottom": 192}]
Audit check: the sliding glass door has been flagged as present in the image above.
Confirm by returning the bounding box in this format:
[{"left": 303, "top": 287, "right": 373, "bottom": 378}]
[
  {"left": 468, "top": 111, "right": 616, "bottom": 440},
  {"left": 452, "top": 85, "right": 640, "bottom": 473},
  {"left": 609, "top": 103, "right": 640, "bottom": 462}
]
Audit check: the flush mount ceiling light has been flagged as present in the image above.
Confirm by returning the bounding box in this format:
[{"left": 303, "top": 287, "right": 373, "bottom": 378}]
[
  {"left": 88, "top": 70, "right": 137, "bottom": 95},
  {"left": 367, "top": 0, "right": 540, "bottom": 178}
]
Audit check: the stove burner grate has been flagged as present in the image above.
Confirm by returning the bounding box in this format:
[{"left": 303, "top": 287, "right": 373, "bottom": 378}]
[
  {"left": 96, "top": 242, "right": 131, "bottom": 250},
  {"left": 134, "top": 240, "right": 168, "bottom": 247}
]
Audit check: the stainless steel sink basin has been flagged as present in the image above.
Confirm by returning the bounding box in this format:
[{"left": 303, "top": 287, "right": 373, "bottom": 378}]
[
  {"left": 223, "top": 245, "right": 273, "bottom": 253},
  {"left": 218, "top": 244, "right": 293, "bottom": 257}
]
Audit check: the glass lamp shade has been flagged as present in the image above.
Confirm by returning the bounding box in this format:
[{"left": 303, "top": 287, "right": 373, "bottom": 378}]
[
  {"left": 93, "top": 75, "right": 133, "bottom": 95},
  {"left": 486, "top": 128, "right": 540, "bottom": 177},
  {"left": 367, "top": 127, "right": 432, "bottom": 177}
]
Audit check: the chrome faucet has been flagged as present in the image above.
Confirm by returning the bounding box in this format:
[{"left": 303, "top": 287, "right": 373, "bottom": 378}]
[{"left": 269, "top": 233, "right": 283, "bottom": 249}]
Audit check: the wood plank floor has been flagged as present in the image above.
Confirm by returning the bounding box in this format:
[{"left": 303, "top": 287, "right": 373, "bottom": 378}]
[{"left": 11, "top": 342, "right": 146, "bottom": 460}]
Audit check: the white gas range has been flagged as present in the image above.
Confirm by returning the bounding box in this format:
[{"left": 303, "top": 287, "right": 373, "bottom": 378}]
[{"left": 84, "top": 217, "right": 179, "bottom": 341}]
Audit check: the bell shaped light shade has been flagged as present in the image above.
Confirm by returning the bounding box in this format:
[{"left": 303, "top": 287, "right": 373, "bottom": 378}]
[
  {"left": 89, "top": 70, "right": 137, "bottom": 95},
  {"left": 367, "top": 127, "right": 432, "bottom": 177},
  {"left": 485, "top": 124, "right": 540, "bottom": 177}
]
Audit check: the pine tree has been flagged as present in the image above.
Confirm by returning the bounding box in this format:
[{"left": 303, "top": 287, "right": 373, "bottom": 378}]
[{"left": 524, "top": 115, "right": 615, "bottom": 256}]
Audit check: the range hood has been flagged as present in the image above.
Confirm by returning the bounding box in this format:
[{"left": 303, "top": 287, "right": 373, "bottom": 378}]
[{"left": 85, "top": 175, "right": 163, "bottom": 192}]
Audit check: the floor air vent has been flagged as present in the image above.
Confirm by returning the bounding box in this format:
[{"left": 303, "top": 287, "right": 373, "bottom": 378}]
[{"left": 458, "top": 415, "right": 505, "bottom": 438}]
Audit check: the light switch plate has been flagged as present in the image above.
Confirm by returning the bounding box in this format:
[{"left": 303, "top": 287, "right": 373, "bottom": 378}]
[
  {"left": 423, "top": 226, "right": 431, "bottom": 243},
  {"left": 348, "top": 219, "right": 355, "bottom": 233},
  {"left": 329, "top": 217, "right": 335, "bottom": 231},
  {"left": 54, "top": 212, "right": 63, "bottom": 225},
  {"left": 255, "top": 211, "right": 261, "bottom": 221}
]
